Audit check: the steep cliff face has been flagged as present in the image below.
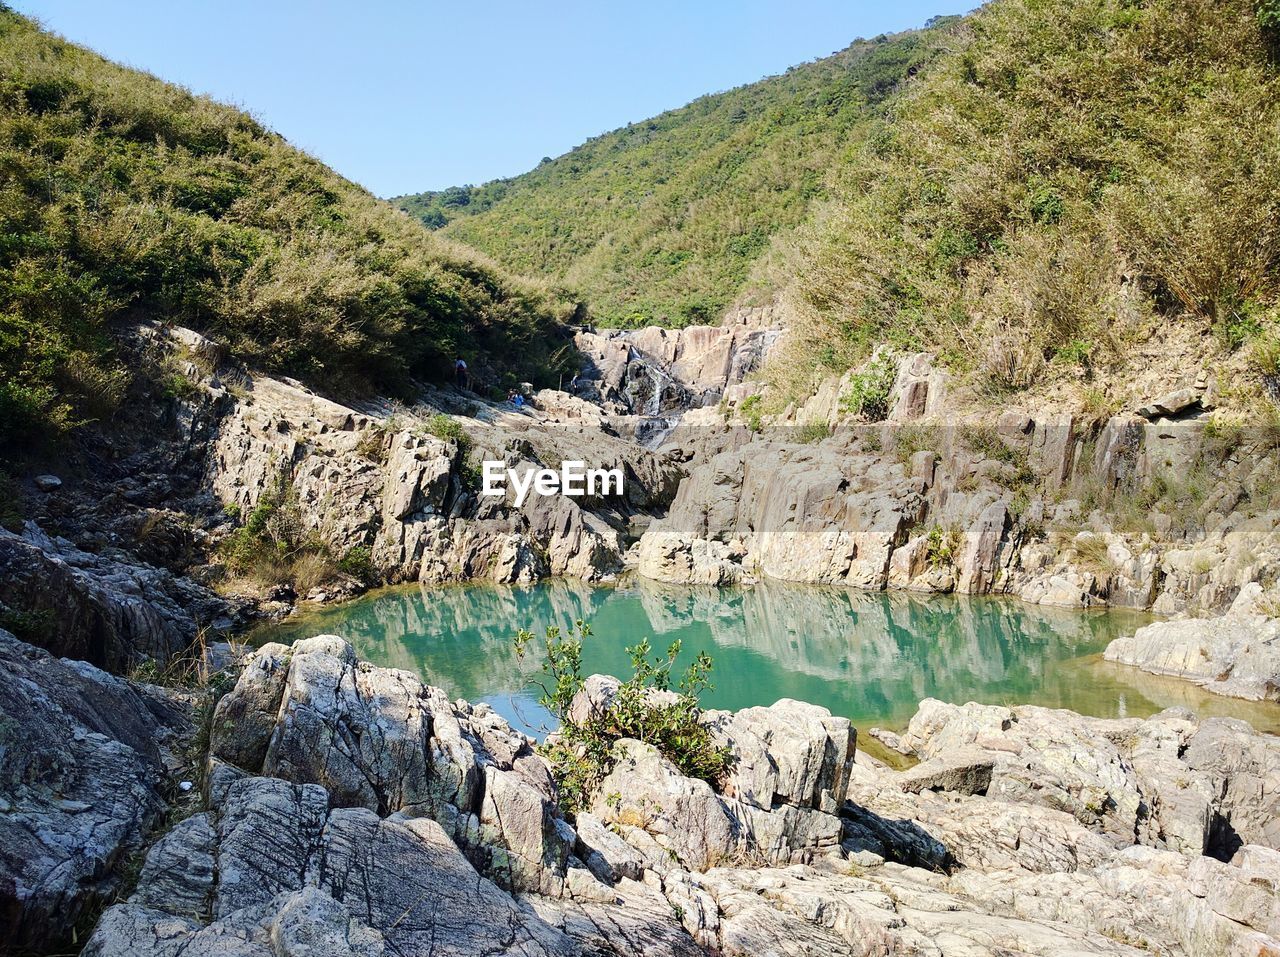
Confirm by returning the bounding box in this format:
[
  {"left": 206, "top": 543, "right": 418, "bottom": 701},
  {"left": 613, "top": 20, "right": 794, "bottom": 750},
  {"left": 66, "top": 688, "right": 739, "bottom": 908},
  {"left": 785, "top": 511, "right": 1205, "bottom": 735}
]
[
  {"left": 574, "top": 304, "right": 785, "bottom": 416},
  {"left": 203, "top": 351, "right": 684, "bottom": 588},
  {"left": 635, "top": 350, "right": 1280, "bottom": 624}
]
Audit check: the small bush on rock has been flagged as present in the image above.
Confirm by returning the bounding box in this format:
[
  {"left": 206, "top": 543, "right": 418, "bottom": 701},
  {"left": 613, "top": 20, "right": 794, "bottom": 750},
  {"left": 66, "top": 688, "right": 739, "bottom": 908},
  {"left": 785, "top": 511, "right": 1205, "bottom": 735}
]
[
  {"left": 840, "top": 350, "right": 897, "bottom": 421},
  {"left": 514, "top": 619, "right": 733, "bottom": 813},
  {"left": 424, "top": 413, "right": 471, "bottom": 452},
  {"left": 218, "top": 473, "right": 345, "bottom": 593},
  {"left": 738, "top": 394, "right": 764, "bottom": 433},
  {"left": 924, "top": 524, "right": 964, "bottom": 569}
]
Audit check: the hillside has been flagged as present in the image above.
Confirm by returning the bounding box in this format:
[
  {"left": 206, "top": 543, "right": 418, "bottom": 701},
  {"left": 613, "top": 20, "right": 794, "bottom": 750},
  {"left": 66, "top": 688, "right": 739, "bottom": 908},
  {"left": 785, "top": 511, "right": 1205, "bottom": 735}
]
[
  {"left": 393, "top": 20, "right": 958, "bottom": 327},
  {"left": 773, "top": 0, "right": 1280, "bottom": 414},
  {"left": 0, "top": 8, "right": 573, "bottom": 449}
]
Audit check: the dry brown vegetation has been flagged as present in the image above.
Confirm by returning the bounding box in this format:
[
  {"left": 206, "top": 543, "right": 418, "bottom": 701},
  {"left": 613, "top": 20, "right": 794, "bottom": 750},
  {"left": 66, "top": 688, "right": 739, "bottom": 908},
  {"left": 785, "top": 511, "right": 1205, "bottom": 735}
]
[{"left": 770, "top": 0, "right": 1280, "bottom": 410}]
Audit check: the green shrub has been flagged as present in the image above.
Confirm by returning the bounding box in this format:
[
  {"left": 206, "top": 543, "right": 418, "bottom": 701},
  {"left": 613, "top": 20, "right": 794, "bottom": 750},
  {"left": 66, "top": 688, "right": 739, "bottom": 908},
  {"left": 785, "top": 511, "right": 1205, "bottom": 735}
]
[
  {"left": 0, "top": 606, "right": 53, "bottom": 644},
  {"left": 840, "top": 351, "right": 897, "bottom": 422},
  {"left": 738, "top": 394, "right": 764, "bottom": 433},
  {"left": 775, "top": 0, "right": 1280, "bottom": 404},
  {"left": 219, "top": 472, "right": 340, "bottom": 591},
  {"left": 1260, "top": 0, "right": 1280, "bottom": 38},
  {"left": 423, "top": 413, "right": 471, "bottom": 452},
  {"left": 1052, "top": 339, "right": 1093, "bottom": 368},
  {"left": 1250, "top": 332, "right": 1280, "bottom": 378},
  {"left": 513, "top": 620, "right": 733, "bottom": 813},
  {"left": 795, "top": 421, "right": 831, "bottom": 444},
  {"left": 161, "top": 371, "right": 200, "bottom": 401},
  {"left": 924, "top": 524, "right": 964, "bottom": 569},
  {"left": 337, "top": 546, "right": 377, "bottom": 586},
  {"left": 893, "top": 423, "right": 941, "bottom": 466}
]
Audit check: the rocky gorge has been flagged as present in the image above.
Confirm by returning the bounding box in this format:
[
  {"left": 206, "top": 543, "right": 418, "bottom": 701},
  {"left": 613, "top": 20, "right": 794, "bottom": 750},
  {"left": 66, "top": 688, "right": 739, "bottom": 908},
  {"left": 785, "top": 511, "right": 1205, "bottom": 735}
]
[
  {"left": 5, "top": 1, "right": 1280, "bottom": 951},
  {"left": 3, "top": 310, "right": 1280, "bottom": 955},
  {"left": 5, "top": 305, "right": 1277, "bottom": 698}
]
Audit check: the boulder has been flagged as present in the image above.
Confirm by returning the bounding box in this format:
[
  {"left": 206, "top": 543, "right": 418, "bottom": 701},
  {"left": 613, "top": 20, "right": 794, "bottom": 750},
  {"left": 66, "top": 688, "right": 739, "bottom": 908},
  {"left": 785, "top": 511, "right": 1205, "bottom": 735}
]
[
  {"left": 573, "top": 811, "right": 646, "bottom": 883},
  {"left": 702, "top": 698, "right": 855, "bottom": 812},
  {"left": 591, "top": 739, "right": 738, "bottom": 872},
  {"left": 0, "top": 525, "right": 230, "bottom": 670},
  {"left": 1104, "top": 583, "right": 1280, "bottom": 701},
  {"left": 890, "top": 699, "right": 1280, "bottom": 861},
  {"left": 896, "top": 749, "right": 994, "bottom": 795},
  {"left": 209, "top": 635, "right": 569, "bottom": 893},
  {"left": 1138, "top": 388, "right": 1200, "bottom": 419},
  {"left": 635, "top": 530, "right": 742, "bottom": 586}
]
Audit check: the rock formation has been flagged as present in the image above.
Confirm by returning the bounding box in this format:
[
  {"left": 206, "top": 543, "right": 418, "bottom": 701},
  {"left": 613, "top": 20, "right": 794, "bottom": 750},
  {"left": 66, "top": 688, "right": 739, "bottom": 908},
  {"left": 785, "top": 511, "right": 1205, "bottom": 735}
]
[
  {"left": 52, "top": 634, "right": 1278, "bottom": 957},
  {"left": 1105, "top": 582, "right": 1280, "bottom": 701},
  {"left": 0, "top": 629, "right": 192, "bottom": 952},
  {"left": 633, "top": 349, "right": 1280, "bottom": 634}
]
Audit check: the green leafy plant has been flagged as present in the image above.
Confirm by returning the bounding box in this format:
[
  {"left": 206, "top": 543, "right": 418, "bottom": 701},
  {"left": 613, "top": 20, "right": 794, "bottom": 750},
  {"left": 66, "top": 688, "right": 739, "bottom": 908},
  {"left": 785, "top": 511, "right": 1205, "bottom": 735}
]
[
  {"left": 424, "top": 414, "right": 472, "bottom": 453},
  {"left": 840, "top": 351, "right": 897, "bottom": 422},
  {"left": 738, "top": 394, "right": 764, "bottom": 433},
  {"left": 924, "top": 524, "right": 964, "bottom": 569},
  {"left": 893, "top": 423, "right": 941, "bottom": 467},
  {"left": 337, "top": 546, "right": 377, "bottom": 586},
  {"left": 0, "top": 605, "right": 54, "bottom": 644},
  {"left": 795, "top": 421, "right": 831, "bottom": 444},
  {"left": 513, "top": 620, "right": 733, "bottom": 813},
  {"left": 218, "top": 471, "right": 343, "bottom": 592},
  {"left": 1260, "top": 0, "right": 1280, "bottom": 39}
]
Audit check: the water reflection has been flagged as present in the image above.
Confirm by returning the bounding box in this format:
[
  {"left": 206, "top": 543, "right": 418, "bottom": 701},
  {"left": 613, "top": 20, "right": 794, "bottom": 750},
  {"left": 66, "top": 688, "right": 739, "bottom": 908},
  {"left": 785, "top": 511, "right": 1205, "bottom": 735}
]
[{"left": 255, "top": 578, "right": 1280, "bottom": 737}]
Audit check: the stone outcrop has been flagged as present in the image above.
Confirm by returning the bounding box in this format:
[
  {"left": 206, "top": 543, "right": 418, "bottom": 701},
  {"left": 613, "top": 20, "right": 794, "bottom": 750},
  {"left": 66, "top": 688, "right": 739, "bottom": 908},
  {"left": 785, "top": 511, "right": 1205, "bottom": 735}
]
[
  {"left": 0, "top": 523, "right": 235, "bottom": 669},
  {"left": 574, "top": 305, "right": 783, "bottom": 413},
  {"left": 85, "top": 776, "right": 582, "bottom": 957},
  {"left": 877, "top": 698, "right": 1280, "bottom": 858},
  {"left": 633, "top": 349, "right": 1280, "bottom": 645},
  {"left": 1105, "top": 582, "right": 1280, "bottom": 701},
  {"left": 207, "top": 369, "right": 683, "bottom": 587},
  {"left": 208, "top": 635, "right": 569, "bottom": 894},
  {"left": 210, "top": 641, "right": 869, "bottom": 892},
  {"left": 0, "top": 629, "right": 191, "bottom": 953}
]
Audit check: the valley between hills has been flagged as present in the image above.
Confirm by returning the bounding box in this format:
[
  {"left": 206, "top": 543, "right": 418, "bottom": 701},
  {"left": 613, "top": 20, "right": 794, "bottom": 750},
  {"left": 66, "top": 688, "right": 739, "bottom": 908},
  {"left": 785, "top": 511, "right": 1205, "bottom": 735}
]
[{"left": 2, "top": 2, "right": 1280, "bottom": 955}]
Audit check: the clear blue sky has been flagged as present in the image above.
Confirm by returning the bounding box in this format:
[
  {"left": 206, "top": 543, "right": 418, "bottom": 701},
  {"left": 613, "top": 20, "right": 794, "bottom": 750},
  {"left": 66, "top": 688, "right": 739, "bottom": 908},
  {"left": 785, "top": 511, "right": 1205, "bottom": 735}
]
[{"left": 12, "top": 0, "right": 973, "bottom": 198}]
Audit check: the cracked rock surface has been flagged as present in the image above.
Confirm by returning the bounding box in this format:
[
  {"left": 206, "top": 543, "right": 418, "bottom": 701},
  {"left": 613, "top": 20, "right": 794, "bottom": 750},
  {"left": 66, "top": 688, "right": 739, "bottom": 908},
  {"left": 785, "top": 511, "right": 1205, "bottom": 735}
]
[{"left": 0, "top": 628, "right": 191, "bottom": 952}]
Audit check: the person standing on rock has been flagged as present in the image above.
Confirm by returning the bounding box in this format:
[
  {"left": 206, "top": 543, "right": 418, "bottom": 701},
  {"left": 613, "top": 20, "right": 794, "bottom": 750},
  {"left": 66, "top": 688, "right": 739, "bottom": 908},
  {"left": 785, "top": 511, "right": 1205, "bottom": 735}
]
[{"left": 454, "top": 357, "right": 468, "bottom": 391}]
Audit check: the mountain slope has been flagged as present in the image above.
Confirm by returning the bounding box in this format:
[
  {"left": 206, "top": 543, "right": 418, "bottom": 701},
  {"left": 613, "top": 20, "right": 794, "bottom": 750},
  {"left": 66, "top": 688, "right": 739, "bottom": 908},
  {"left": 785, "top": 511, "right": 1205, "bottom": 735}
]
[
  {"left": 773, "top": 0, "right": 1280, "bottom": 411},
  {"left": 0, "top": 8, "right": 572, "bottom": 449},
  {"left": 394, "top": 20, "right": 958, "bottom": 327}
]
